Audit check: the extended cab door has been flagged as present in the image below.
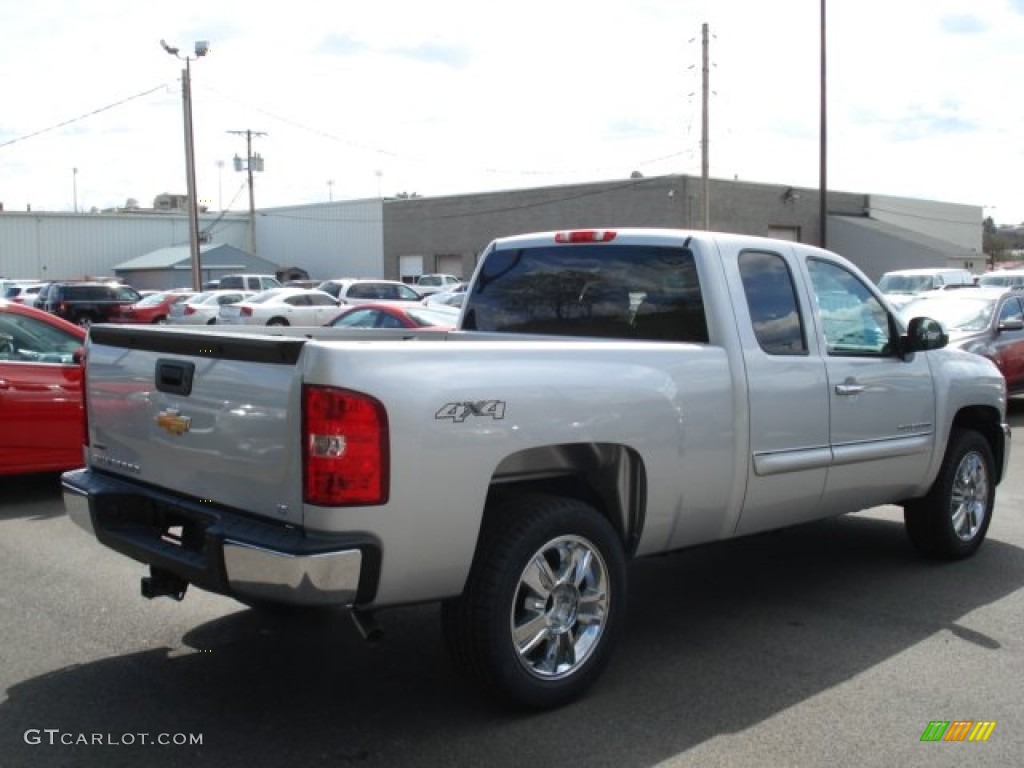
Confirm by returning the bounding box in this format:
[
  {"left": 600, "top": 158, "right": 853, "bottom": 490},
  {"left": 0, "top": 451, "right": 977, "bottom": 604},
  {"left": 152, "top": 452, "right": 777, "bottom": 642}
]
[
  {"left": 804, "top": 257, "right": 936, "bottom": 512},
  {"left": 731, "top": 248, "right": 831, "bottom": 536}
]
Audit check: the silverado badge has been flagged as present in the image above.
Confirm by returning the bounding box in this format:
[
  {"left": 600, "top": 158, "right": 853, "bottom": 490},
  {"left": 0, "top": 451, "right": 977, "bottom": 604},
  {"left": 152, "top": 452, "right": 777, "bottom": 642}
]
[{"left": 156, "top": 408, "right": 192, "bottom": 436}]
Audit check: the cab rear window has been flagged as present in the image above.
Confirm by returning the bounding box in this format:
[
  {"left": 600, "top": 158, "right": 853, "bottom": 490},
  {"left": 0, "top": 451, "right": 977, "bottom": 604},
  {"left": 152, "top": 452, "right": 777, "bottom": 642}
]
[{"left": 462, "top": 245, "right": 708, "bottom": 343}]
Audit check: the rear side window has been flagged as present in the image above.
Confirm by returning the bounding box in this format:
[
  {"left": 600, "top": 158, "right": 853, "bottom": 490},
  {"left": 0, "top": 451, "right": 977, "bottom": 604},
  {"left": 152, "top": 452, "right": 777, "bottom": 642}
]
[
  {"left": 347, "top": 284, "right": 378, "bottom": 300},
  {"left": 738, "top": 250, "right": 807, "bottom": 355},
  {"left": 462, "top": 244, "right": 708, "bottom": 342}
]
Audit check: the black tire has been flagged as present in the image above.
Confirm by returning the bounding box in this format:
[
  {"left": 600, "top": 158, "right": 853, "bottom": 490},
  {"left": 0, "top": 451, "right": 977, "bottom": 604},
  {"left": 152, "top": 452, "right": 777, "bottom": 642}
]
[
  {"left": 267, "top": 318, "right": 289, "bottom": 326},
  {"left": 441, "top": 494, "right": 627, "bottom": 710},
  {"left": 904, "top": 428, "right": 995, "bottom": 560},
  {"left": 75, "top": 313, "right": 95, "bottom": 328}
]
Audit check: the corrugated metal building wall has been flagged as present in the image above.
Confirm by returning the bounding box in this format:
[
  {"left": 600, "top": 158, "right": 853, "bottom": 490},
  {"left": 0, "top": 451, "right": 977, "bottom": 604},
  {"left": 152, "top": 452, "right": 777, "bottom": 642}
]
[
  {"left": 255, "top": 200, "right": 383, "bottom": 280},
  {"left": 0, "top": 211, "right": 249, "bottom": 282}
]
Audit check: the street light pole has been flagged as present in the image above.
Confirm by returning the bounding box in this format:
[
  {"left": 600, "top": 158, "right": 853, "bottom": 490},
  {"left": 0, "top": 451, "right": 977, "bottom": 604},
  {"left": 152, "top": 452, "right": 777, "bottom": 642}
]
[
  {"left": 182, "top": 57, "right": 202, "bottom": 290},
  {"left": 162, "top": 39, "right": 208, "bottom": 290}
]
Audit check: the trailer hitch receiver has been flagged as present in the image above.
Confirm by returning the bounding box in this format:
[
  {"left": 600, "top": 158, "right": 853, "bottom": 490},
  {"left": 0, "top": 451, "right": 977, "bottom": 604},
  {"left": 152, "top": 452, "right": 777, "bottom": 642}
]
[{"left": 141, "top": 568, "right": 189, "bottom": 601}]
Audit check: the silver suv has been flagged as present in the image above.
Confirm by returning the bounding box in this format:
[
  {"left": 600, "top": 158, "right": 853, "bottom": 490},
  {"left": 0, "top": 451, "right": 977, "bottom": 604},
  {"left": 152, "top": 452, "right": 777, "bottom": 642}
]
[
  {"left": 216, "top": 274, "right": 282, "bottom": 291},
  {"left": 316, "top": 278, "right": 423, "bottom": 305}
]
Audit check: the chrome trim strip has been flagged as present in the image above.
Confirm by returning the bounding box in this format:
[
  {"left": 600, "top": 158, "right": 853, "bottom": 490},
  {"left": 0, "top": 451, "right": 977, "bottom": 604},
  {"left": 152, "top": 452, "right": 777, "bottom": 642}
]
[
  {"left": 752, "top": 446, "right": 832, "bottom": 476},
  {"left": 831, "top": 433, "right": 933, "bottom": 466}
]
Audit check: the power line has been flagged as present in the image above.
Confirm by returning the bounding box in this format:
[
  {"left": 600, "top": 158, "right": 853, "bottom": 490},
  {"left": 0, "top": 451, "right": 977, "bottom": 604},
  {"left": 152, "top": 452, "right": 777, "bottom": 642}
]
[
  {"left": 0, "top": 85, "right": 167, "bottom": 150},
  {"left": 200, "top": 83, "right": 690, "bottom": 180}
]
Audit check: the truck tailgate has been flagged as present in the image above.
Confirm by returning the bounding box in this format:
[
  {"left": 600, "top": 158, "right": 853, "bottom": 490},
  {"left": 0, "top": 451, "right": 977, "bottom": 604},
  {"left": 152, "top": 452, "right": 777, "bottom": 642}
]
[{"left": 85, "top": 325, "right": 307, "bottom": 526}]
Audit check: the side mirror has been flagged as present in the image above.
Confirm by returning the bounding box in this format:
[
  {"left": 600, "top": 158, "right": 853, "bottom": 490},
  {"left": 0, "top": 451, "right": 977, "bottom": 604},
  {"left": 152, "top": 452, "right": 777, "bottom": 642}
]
[{"left": 902, "top": 317, "right": 948, "bottom": 355}]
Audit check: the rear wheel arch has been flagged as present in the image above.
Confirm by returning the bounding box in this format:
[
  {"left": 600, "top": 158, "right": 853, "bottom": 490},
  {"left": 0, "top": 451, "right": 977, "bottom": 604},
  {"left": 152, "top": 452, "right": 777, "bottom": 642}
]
[{"left": 486, "top": 442, "right": 645, "bottom": 555}]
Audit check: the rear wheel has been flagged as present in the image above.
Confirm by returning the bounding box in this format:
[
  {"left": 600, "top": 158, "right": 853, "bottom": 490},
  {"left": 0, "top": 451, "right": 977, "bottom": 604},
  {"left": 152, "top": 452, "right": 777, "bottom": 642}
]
[
  {"left": 74, "top": 313, "right": 95, "bottom": 328},
  {"left": 904, "top": 428, "right": 994, "bottom": 560},
  {"left": 267, "top": 318, "right": 289, "bottom": 326},
  {"left": 442, "top": 494, "right": 626, "bottom": 710}
]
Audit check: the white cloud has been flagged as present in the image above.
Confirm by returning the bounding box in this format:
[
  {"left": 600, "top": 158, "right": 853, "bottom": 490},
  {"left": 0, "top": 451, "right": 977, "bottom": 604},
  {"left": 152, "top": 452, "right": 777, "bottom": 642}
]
[{"left": 1, "top": 0, "right": 1021, "bottom": 225}]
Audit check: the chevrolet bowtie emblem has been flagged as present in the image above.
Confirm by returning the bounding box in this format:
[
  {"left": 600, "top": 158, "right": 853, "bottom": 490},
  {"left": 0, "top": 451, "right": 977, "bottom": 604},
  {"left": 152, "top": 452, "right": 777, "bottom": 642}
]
[{"left": 156, "top": 408, "right": 192, "bottom": 436}]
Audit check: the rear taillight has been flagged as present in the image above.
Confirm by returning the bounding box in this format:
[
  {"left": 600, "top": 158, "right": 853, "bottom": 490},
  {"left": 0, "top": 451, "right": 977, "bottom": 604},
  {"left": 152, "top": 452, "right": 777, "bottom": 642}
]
[
  {"left": 241, "top": 307, "right": 253, "bottom": 317},
  {"left": 554, "top": 230, "right": 617, "bottom": 243},
  {"left": 303, "top": 385, "right": 389, "bottom": 506},
  {"left": 184, "top": 305, "right": 196, "bottom": 315}
]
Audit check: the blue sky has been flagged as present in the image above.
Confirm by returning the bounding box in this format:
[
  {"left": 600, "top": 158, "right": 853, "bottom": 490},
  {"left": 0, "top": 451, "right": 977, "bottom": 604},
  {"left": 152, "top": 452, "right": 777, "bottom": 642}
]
[{"left": 1, "top": 0, "right": 1022, "bottom": 226}]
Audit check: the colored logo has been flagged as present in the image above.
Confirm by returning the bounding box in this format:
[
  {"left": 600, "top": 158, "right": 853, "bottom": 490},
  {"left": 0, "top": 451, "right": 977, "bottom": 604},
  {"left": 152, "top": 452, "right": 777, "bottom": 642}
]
[
  {"left": 156, "top": 408, "right": 192, "bottom": 436},
  {"left": 920, "top": 721, "right": 996, "bottom": 742}
]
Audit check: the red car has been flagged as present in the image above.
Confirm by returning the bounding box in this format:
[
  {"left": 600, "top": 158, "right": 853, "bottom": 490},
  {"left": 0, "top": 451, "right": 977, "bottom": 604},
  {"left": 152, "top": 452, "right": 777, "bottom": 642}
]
[
  {"left": 0, "top": 300, "right": 87, "bottom": 475},
  {"left": 326, "top": 302, "right": 460, "bottom": 330},
  {"left": 109, "top": 290, "right": 196, "bottom": 324}
]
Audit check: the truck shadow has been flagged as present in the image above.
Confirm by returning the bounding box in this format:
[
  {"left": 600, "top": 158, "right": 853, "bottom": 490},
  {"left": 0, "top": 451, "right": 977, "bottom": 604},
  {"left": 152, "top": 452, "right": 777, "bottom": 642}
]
[
  {"left": 2, "top": 511, "right": 1022, "bottom": 767},
  {"left": 0, "top": 472, "right": 67, "bottom": 520},
  {"left": 1007, "top": 394, "right": 1024, "bottom": 428}
]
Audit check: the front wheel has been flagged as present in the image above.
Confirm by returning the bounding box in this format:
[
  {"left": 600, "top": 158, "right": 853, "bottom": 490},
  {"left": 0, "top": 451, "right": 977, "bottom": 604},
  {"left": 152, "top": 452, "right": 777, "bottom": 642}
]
[
  {"left": 904, "top": 428, "right": 995, "bottom": 560},
  {"left": 441, "top": 494, "right": 627, "bottom": 710}
]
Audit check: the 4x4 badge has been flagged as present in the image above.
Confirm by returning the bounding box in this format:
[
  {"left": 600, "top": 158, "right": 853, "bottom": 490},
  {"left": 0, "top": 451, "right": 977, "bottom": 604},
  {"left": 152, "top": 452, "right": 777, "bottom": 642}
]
[{"left": 156, "top": 408, "right": 191, "bottom": 436}]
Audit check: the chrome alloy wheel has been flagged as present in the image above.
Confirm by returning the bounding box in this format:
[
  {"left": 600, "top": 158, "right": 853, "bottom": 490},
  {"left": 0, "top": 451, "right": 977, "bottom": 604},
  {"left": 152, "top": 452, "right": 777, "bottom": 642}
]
[
  {"left": 510, "top": 534, "right": 610, "bottom": 680},
  {"left": 950, "top": 449, "right": 990, "bottom": 542}
]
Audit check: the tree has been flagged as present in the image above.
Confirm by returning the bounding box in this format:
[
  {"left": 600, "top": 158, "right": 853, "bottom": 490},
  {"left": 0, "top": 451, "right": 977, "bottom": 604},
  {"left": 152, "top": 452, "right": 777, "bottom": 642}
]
[{"left": 982, "top": 216, "right": 1012, "bottom": 267}]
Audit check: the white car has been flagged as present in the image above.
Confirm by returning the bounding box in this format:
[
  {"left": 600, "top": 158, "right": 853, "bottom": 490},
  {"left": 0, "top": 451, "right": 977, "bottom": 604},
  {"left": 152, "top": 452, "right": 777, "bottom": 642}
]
[
  {"left": 167, "top": 290, "right": 256, "bottom": 325},
  {"left": 2, "top": 282, "right": 45, "bottom": 305},
  {"left": 217, "top": 287, "right": 340, "bottom": 326},
  {"left": 978, "top": 268, "right": 1024, "bottom": 288},
  {"left": 422, "top": 289, "right": 466, "bottom": 308},
  {"left": 877, "top": 267, "right": 975, "bottom": 308},
  {"left": 415, "top": 274, "right": 462, "bottom": 296}
]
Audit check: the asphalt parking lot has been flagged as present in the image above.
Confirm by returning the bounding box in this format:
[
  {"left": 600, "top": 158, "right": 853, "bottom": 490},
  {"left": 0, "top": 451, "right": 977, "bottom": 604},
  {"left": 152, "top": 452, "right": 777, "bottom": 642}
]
[{"left": 1, "top": 399, "right": 1022, "bottom": 768}]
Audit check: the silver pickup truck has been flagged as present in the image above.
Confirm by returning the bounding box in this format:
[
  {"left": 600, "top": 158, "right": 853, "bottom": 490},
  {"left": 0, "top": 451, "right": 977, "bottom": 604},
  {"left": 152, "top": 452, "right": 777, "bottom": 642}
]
[{"left": 63, "top": 228, "right": 1011, "bottom": 710}]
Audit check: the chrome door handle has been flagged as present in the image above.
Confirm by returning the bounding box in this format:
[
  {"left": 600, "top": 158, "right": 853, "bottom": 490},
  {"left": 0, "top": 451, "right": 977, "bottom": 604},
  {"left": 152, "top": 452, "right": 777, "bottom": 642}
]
[{"left": 835, "top": 384, "right": 866, "bottom": 396}]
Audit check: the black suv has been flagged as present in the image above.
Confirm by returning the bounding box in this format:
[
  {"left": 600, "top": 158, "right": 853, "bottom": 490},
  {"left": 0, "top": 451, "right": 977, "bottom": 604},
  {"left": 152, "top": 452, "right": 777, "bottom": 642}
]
[{"left": 42, "top": 282, "right": 142, "bottom": 326}]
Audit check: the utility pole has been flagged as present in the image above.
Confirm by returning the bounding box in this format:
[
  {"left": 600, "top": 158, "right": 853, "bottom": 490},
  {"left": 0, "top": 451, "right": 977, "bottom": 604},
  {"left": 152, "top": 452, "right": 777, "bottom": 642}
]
[
  {"left": 229, "top": 129, "right": 266, "bottom": 256},
  {"left": 701, "top": 23, "right": 710, "bottom": 231},
  {"left": 216, "top": 159, "right": 224, "bottom": 211}
]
